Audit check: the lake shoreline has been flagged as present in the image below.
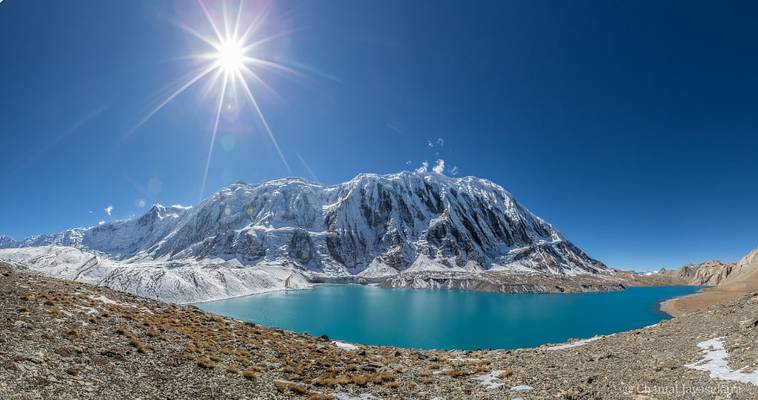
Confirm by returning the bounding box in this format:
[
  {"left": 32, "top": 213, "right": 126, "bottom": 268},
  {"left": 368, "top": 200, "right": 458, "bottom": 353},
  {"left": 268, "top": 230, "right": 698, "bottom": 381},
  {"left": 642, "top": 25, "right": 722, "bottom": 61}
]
[
  {"left": 3, "top": 260, "right": 757, "bottom": 399},
  {"left": 196, "top": 281, "right": 700, "bottom": 350}
]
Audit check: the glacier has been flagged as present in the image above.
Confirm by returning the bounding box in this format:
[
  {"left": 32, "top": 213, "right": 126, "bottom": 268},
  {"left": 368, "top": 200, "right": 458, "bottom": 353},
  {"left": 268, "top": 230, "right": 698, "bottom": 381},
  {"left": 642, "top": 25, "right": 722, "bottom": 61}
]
[{"left": 0, "top": 171, "right": 610, "bottom": 302}]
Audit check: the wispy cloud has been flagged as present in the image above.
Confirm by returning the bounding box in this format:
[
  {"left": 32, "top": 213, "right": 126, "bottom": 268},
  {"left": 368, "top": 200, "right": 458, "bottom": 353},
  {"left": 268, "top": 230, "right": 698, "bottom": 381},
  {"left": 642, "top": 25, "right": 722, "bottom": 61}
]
[
  {"left": 386, "top": 122, "right": 404, "bottom": 134},
  {"left": 433, "top": 159, "right": 445, "bottom": 174},
  {"left": 416, "top": 161, "right": 429, "bottom": 173},
  {"left": 427, "top": 137, "right": 445, "bottom": 148},
  {"left": 104, "top": 205, "right": 113, "bottom": 216}
]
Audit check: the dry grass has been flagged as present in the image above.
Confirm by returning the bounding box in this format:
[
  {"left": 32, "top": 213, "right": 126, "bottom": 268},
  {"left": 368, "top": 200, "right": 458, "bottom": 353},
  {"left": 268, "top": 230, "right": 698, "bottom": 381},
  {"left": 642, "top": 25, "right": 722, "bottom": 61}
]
[
  {"left": 242, "top": 367, "right": 257, "bottom": 380},
  {"left": 351, "top": 374, "right": 369, "bottom": 386},
  {"left": 443, "top": 369, "right": 469, "bottom": 378},
  {"left": 499, "top": 369, "right": 514, "bottom": 379},
  {"left": 128, "top": 336, "right": 147, "bottom": 353},
  {"left": 196, "top": 357, "right": 216, "bottom": 369}
]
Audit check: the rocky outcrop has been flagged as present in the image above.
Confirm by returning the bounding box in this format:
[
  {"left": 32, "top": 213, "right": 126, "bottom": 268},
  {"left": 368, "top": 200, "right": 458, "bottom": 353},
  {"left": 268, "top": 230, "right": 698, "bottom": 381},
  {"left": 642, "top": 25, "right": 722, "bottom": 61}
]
[
  {"left": 658, "top": 260, "right": 736, "bottom": 286},
  {"left": 661, "top": 244, "right": 758, "bottom": 316}
]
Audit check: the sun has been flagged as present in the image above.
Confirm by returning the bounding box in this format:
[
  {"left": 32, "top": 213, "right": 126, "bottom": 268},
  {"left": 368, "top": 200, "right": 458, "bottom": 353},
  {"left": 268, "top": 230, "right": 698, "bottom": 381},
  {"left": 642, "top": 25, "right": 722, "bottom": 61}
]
[
  {"left": 215, "top": 38, "right": 245, "bottom": 75},
  {"left": 127, "top": 0, "right": 300, "bottom": 199}
]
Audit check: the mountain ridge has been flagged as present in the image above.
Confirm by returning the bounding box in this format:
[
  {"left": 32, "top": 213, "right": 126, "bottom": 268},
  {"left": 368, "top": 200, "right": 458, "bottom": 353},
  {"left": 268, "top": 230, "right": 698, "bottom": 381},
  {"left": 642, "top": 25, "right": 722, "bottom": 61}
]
[
  {"left": 0, "top": 171, "right": 610, "bottom": 302},
  {"left": 1, "top": 171, "right": 607, "bottom": 276}
]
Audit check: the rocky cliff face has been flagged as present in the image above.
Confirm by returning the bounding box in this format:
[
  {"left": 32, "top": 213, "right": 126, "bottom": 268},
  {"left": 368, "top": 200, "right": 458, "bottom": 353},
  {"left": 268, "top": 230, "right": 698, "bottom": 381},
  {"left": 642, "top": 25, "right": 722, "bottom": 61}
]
[
  {"left": 721, "top": 245, "right": 758, "bottom": 289},
  {"left": 659, "top": 260, "right": 736, "bottom": 286},
  {"left": 0, "top": 172, "right": 608, "bottom": 278}
]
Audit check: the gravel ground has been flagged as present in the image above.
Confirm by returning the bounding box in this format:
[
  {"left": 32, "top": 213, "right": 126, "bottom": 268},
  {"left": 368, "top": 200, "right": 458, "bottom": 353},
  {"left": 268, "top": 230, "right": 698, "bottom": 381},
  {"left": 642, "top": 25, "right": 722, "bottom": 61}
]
[{"left": 1, "top": 261, "right": 757, "bottom": 400}]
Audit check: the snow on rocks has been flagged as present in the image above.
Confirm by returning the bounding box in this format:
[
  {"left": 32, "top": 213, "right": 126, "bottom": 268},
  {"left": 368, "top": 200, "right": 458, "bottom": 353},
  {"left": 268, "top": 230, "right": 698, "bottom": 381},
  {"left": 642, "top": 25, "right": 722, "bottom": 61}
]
[
  {"left": 472, "top": 370, "right": 506, "bottom": 389},
  {"left": 510, "top": 385, "right": 534, "bottom": 392},
  {"left": 545, "top": 335, "right": 608, "bottom": 350},
  {"left": 334, "top": 393, "right": 382, "bottom": 400},
  {"left": 332, "top": 341, "right": 359, "bottom": 351},
  {"left": 450, "top": 357, "right": 481, "bottom": 363},
  {"left": 90, "top": 295, "right": 133, "bottom": 307},
  {"left": 0, "top": 171, "right": 609, "bottom": 304},
  {"left": 686, "top": 337, "right": 758, "bottom": 386},
  {"left": 0, "top": 246, "right": 312, "bottom": 303}
]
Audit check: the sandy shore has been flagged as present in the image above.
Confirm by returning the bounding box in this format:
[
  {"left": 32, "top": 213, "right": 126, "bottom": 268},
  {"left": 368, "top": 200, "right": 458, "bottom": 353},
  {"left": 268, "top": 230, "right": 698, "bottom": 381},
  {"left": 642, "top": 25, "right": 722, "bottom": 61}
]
[
  {"left": 661, "top": 267, "right": 758, "bottom": 317},
  {"left": 661, "top": 286, "right": 748, "bottom": 316}
]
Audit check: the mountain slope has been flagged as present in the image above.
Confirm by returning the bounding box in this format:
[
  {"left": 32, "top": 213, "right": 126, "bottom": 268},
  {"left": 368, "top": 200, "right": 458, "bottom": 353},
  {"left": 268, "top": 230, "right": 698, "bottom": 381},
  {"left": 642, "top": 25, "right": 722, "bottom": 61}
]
[
  {"left": 1, "top": 172, "right": 607, "bottom": 276},
  {"left": 657, "top": 260, "right": 736, "bottom": 286},
  {"left": 0, "top": 171, "right": 609, "bottom": 301},
  {"left": 661, "top": 244, "right": 758, "bottom": 316}
]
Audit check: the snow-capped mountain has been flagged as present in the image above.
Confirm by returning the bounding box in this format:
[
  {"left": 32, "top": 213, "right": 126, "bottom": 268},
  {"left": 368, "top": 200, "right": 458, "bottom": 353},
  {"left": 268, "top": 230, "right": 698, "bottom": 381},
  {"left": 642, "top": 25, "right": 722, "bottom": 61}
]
[
  {"left": 0, "top": 235, "right": 16, "bottom": 249},
  {"left": 0, "top": 171, "right": 609, "bottom": 302},
  {"left": 1, "top": 171, "right": 607, "bottom": 276}
]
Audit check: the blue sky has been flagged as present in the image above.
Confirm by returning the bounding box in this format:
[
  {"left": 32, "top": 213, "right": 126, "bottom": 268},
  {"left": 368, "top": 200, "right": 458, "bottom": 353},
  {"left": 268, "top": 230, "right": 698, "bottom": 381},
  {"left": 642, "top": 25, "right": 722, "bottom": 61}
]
[{"left": 1, "top": 0, "right": 757, "bottom": 270}]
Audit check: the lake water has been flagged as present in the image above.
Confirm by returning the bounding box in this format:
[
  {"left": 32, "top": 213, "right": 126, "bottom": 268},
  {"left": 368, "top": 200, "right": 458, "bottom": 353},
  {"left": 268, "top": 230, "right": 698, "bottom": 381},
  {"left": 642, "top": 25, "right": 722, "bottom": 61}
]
[{"left": 195, "top": 285, "right": 701, "bottom": 350}]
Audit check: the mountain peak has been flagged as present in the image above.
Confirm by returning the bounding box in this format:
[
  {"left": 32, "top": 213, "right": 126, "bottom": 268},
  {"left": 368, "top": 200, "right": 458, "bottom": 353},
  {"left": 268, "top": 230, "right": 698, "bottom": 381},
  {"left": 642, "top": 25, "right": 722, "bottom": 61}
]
[{"left": 7, "top": 171, "right": 606, "bottom": 276}]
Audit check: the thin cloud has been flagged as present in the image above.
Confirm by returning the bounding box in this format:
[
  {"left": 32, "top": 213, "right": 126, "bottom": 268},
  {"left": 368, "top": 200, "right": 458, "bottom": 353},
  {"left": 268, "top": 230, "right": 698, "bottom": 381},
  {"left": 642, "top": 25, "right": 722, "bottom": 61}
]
[
  {"left": 427, "top": 137, "right": 445, "bottom": 148},
  {"left": 386, "top": 122, "right": 404, "bottom": 134},
  {"left": 416, "top": 161, "right": 429, "bottom": 173},
  {"left": 433, "top": 159, "right": 445, "bottom": 174},
  {"left": 104, "top": 205, "right": 113, "bottom": 216}
]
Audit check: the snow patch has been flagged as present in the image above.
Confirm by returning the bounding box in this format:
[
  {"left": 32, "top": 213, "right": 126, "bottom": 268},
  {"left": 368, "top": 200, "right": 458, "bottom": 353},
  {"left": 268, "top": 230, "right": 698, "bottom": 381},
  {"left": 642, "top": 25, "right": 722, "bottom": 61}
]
[
  {"left": 472, "top": 370, "right": 506, "bottom": 389},
  {"left": 511, "top": 385, "right": 534, "bottom": 392},
  {"left": 685, "top": 337, "right": 758, "bottom": 386},
  {"left": 333, "top": 341, "right": 359, "bottom": 351},
  {"left": 90, "top": 295, "right": 132, "bottom": 307},
  {"left": 450, "top": 357, "right": 480, "bottom": 363},
  {"left": 334, "top": 393, "right": 382, "bottom": 400},
  {"left": 546, "top": 335, "right": 608, "bottom": 350}
]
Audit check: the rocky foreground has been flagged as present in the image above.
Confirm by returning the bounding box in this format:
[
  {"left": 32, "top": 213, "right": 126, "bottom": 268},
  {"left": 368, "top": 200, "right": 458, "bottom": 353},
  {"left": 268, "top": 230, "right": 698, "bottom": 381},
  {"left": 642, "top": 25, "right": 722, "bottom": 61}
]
[{"left": 2, "top": 261, "right": 757, "bottom": 400}]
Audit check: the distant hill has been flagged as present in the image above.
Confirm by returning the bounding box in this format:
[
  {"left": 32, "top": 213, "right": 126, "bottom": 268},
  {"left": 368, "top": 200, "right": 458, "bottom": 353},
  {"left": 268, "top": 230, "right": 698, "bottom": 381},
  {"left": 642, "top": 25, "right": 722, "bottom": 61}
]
[{"left": 660, "top": 244, "right": 758, "bottom": 316}]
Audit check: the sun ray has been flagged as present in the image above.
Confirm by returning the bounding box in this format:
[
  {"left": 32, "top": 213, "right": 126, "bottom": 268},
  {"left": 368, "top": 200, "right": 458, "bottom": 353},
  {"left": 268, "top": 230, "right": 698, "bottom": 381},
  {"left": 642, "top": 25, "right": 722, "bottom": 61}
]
[
  {"left": 200, "top": 73, "right": 230, "bottom": 199},
  {"left": 128, "top": 0, "right": 302, "bottom": 193},
  {"left": 125, "top": 64, "right": 217, "bottom": 138},
  {"left": 243, "top": 57, "right": 306, "bottom": 78},
  {"left": 240, "top": 66, "right": 284, "bottom": 102},
  {"left": 172, "top": 20, "right": 220, "bottom": 50},
  {"left": 233, "top": 0, "right": 244, "bottom": 38},
  {"left": 242, "top": 29, "right": 296, "bottom": 52},
  {"left": 198, "top": 0, "right": 225, "bottom": 43},
  {"left": 237, "top": 70, "right": 291, "bottom": 172}
]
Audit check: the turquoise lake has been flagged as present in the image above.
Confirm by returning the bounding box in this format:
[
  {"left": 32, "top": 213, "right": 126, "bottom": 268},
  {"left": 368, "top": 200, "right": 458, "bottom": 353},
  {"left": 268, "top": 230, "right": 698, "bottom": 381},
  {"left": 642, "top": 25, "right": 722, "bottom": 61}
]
[{"left": 195, "top": 285, "right": 701, "bottom": 350}]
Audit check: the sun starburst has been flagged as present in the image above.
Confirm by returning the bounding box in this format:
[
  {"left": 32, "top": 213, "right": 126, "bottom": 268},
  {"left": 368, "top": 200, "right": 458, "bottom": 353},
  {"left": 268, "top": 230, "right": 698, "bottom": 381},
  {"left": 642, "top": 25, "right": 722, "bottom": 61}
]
[{"left": 128, "top": 0, "right": 295, "bottom": 198}]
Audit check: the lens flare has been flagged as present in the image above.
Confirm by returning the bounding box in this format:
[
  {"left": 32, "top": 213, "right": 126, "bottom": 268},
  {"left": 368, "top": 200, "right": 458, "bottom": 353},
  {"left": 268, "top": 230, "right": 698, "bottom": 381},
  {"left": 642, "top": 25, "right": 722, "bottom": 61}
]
[
  {"left": 127, "top": 0, "right": 296, "bottom": 199},
  {"left": 215, "top": 39, "right": 245, "bottom": 74}
]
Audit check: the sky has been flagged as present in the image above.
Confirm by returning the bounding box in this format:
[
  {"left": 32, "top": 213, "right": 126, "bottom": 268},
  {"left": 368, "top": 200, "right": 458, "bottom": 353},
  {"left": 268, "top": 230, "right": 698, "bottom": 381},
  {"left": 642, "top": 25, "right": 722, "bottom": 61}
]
[{"left": 1, "top": 0, "right": 758, "bottom": 270}]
